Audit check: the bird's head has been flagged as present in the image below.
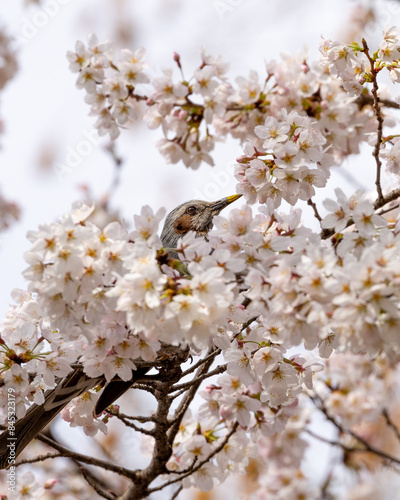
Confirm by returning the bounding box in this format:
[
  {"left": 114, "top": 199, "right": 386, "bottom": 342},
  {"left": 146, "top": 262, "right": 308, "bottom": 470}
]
[{"left": 161, "top": 194, "right": 242, "bottom": 248}]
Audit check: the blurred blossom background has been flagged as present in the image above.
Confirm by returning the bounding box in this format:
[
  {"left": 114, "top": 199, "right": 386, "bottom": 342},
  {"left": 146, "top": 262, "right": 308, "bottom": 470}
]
[{"left": 1, "top": 1, "right": 400, "bottom": 497}]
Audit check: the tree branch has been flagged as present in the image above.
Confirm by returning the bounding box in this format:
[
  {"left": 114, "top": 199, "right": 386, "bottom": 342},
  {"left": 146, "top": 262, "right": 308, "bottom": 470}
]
[
  {"left": 170, "top": 364, "right": 227, "bottom": 397},
  {"left": 149, "top": 422, "right": 239, "bottom": 493},
  {"left": 362, "top": 39, "right": 384, "bottom": 202},
  {"left": 383, "top": 409, "right": 400, "bottom": 443},
  {"left": 118, "top": 356, "right": 186, "bottom": 499},
  {"left": 36, "top": 433, "right": 138, "bottom": 479},
  {"left": 78, "top": 464, "right": 117, "bottom": 500},
  {"left": 307, "top": 198, "right": 323, "bottom": 223},
  {"left": 180, "top": 347, "right": 221, "bottom": 378},
  {"left": 14, "top": 452, "right": 62, "bottom": 466},
  {"left": 312, "top": 395, "right": 400, "bottom": 467},
  {"left": 356, "top": 93, "right": 400, "bottom": 110},
  {"left": 107, "top": 409, "right": 156, "bottom": 424},
  {"left": 169, "top": 485, "right": 183, "bottom": 500},
  {"left": 109, "top": 412, "right": 155, "bottom": 436}
]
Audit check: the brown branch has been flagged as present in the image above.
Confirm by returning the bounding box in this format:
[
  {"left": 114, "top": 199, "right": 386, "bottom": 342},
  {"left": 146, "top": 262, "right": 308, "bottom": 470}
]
[
  {"left": 307, "top": 198, "right": 323, "bottom": 223},
  {"left": 149, "top": 422, "right": 240, "bottom": 493},
  {"left": 377, "top": 202, "right": 400, "bottom": 217},
  {"left": 15, "top": 450, "right": 118, "bottom": 499},
  {"left": 305, "top": 428, "right": 359, "bottom": 453},
  {"left": 362, "top": 39, "right": 384, "bottom": 202},
  {"left": 171, "top": 364, "right": 227, "bottom": 397},
  {"left": 180, "top": 347, "right": 221, "bottom": 378},
  {"left": 118, "top": 357, "right": 187, "bottom": 499},
  {"left": 383, "top": 409, "right": 400, "bottom": 443},
  {"left": 374, "top": 187, "right": 400, "bottom": 210},
  {"left": 36, "top": 433, "right": 138, "bottom": 479},
  {"left": 170, "top": 485, "right": 183, "bottom": 500},
  {"left": 14, "top": 452, "right": 62, "bottom": 466},
  {"left": 168, "top": 350, "right": 219, "bottom": 431},
  {"left": 48, "top": 428, "right": 119, "bottom": 498},
  {"left": 109, "top": 412, "right": 155, "bottom": 436},
  {"left": 356, "top": 93, "right": 400, "bottom": 110},
  {"left": 313, "top": 395, "right": 400, "bottom": 467},
  {"left": 107, "top": 409, "right": 156, "bottom": 423},
  {"left": 78, "top": 464, "right": 117, "bottom": 500}
]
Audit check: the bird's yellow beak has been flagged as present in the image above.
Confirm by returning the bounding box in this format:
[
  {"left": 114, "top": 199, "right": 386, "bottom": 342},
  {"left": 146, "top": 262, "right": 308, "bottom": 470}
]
[
  {"left": 226, "top": 194, "right": 242, "bottom": 204},
  {"left": 211, "top": 194, "right": 242, "bottom": 214}
]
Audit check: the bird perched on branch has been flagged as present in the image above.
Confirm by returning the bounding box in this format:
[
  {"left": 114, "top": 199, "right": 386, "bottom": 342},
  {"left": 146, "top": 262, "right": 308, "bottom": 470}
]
[{"left": 0, "top": 194, "right": 242, "bottom": 469}]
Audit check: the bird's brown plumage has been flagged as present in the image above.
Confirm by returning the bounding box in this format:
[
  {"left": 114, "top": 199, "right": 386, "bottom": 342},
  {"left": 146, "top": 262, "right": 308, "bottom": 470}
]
[{"left": 161, "top": 195, "right": 242, "bottom": 250}]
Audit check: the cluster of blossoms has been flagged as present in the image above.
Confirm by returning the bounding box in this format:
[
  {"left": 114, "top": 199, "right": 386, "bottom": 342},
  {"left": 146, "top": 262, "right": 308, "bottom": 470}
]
[
  {"left": 6, "top": 24, "right": 400, "bottom": 499},
  {"left": 316, "top": 352, "right": 400, "bottom": 432},
  {"left": 253, "top": 350, "right": 400, "bottom": 499},
  {"left": 0, "top": 191, "right": 20, "bottom": 232},
  {"left": 0, "top": 29, "right": 17, "bottom": 147},
  {"left": 320, "top": 25, "right": 400, "bottom": 93},
  {"left": 3, "top": 184, "right": 400, "bottom": 490},
  {"left": 0, "top": 30, "right": 19, "bottom": 232},
  {"left": 320, "top": 26, "right": 400, "bottom": 184},
  {"left": 0, "top": 29, "right": 17, "bottom": 93},
  {"left": 234, "top": 112, "right": 333, "bottom": 207},
  {"left": 68, "top": 33, "right": 380, "bottom": 169},
  {"left": 0, "top": 201, "right": 237, "bottom": 431},
  {"left": 0, "top": 200, "right": 321, "bottom": 433},
  {"left": 67, "top": 34, "right": 149, "bottom": 140}
]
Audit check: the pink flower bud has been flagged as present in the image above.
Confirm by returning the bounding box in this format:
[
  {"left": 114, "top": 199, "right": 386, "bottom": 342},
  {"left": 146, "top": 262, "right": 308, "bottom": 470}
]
[
  {"left": 44, "top": 479, "right": 58, "bottom": 490},
  {"left": 173, "top": 52, "right": 182, "bottom": 69}
]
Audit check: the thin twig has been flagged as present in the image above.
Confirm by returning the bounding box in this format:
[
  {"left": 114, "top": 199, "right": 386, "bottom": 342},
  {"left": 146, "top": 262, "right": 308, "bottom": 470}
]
[
  {"left": 377, "top": 202, "right": 400, "bottom": 217},
  {"left": 356, "top": 93, "right": 400, "bottom": 110},
  {"left": 180, "top": 348, "right": 221, "bottom": 378},
  {"left": 36, "top": 433, "right": 138, "bottom": 479},
  {"left": 170, "top": 485, "right": 183, "bottom": 500},
  {"left": 307, "top": 198, "right": 323, "bottom": 223},
  {"left": 312, "top": 395, "right": 400, "bottom": 467},
  {"left": 110, "top": 412, "right": 155, "bottom": 436},
  {"left": 383, "top": 409, "right": 400, "bottom": 443},
  {"left": 305, "top": 429, "right": 357, "bottom": 453},
  {"left": 79, "top": 464, "right": 117, "bottom": 500},
  {"left": 362, "top": 39, "right": 384, "bottom": 202},
  {"left": 171, "top": 364, "right": 227, "bottom": 397},
  {"left": 168, "top": 353, "right": 218, "bottom": 434},
  {"left": 107, "top": 409, "right": 156, "bottom": 423},
  {"left": 14, "top": 452, "right": 62, "bottom": 466}
]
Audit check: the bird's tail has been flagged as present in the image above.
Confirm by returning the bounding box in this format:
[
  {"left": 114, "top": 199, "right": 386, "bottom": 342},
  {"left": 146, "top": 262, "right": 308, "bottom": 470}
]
[
  {"left": 94, "top": 366, "right": 150, "bottom": 416},
  {"left": 0, "top": 369, "right": 100, "bottom": 469}
]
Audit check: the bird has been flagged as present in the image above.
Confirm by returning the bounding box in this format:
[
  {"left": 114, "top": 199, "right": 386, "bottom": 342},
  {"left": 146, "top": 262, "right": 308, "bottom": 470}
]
[
  {"left": 160, "top": 194, "right": 242, "bottom": 249},
  {"left": 0, "top": 194, "right": 242, "bottom": 469}
]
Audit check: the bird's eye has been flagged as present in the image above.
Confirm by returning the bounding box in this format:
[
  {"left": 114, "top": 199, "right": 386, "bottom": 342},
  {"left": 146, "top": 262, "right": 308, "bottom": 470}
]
[{"left": 186, "top": 206, "right": 197, "bottom": 215}]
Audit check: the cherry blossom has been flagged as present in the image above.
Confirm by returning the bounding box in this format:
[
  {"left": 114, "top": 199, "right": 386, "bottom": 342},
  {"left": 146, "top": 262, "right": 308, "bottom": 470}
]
[{"left": 6, "top": 22, "right": 400, "bottom": 499}]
